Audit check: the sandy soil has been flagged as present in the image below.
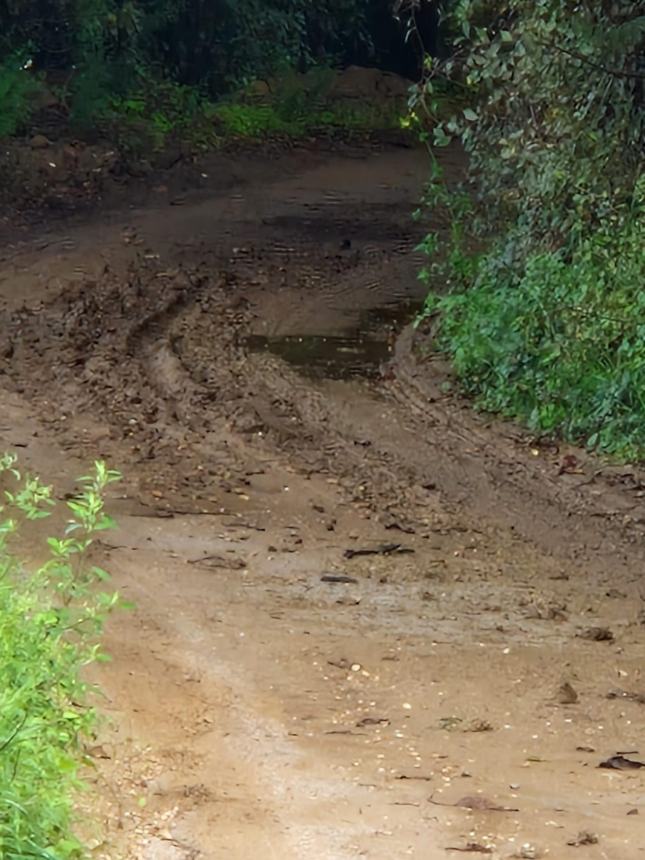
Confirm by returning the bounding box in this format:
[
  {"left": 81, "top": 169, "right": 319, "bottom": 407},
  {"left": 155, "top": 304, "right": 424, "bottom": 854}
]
[{"left": 0, "top": 141, "right": 644, "bottom": 860}]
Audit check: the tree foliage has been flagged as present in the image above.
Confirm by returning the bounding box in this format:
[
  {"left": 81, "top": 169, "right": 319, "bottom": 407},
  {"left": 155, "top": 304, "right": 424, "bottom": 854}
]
[
  {"left": 0, "top": 0, "right": 397, "bottom": 93},
  {"left": 418, "top": 0, "right": 645, "bottom": 459},
  {"left": 0, "top": 0, "right": 420, "bottom": 139}
]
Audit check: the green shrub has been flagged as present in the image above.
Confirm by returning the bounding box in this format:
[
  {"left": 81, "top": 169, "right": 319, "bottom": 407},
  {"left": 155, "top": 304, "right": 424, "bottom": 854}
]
[
  {"left": 68, "top": 52, "right": 115, "bottom": 132},
  {"left": 270, "top": 64, "right": 335, "bottom": 121},
  {"left": 0, "top": 456, "right": 122, "bottom": 859},
  {"left": 215, "top": 67, "right": 402, "bottom": 139},
  {"left": 107, "top": 76, "right": 218, "bottom": 153},
  {"left": 70, "top": 64, "right": 219, "bottom": 153},
  {"left": 0, "top": 54, "right": 40, "bottom": 138},
  {"left": 427, "top": 201, "right": 645, "bottom": 459},
  {"left": 417, "top": 1, "right": 645, "bottom": 460}
]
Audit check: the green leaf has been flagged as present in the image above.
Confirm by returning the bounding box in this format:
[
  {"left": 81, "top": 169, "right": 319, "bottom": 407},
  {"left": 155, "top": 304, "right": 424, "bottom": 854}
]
[{"left": 433, "top": 126, "right": 450, "bottom": 147}]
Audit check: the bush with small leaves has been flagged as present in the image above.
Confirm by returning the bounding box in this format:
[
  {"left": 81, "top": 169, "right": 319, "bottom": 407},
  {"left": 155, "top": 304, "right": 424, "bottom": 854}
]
[{"left": 0, "top": 455, "right": 124, "bottom": 859}]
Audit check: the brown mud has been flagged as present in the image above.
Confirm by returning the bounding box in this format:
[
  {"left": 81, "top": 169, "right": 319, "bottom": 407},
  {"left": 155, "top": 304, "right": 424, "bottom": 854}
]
[{"left": 1, "top": 141, "right": 644, "bottom": 859}]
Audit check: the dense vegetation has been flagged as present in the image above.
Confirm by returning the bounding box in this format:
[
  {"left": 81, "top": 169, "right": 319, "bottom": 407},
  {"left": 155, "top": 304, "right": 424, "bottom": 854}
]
[
  {"left": 0, "top": 0, "right": 432, "bottom": 146},
  {"left": 419, "top": 1, "right": 645, "bottom": 460},
  {"left": 0, "top": 457, "right": 122, "bottom": 859}
]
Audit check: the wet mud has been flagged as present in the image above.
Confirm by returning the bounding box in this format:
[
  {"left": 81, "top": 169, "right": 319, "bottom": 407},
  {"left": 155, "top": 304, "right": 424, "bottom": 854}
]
[{"left": 0, "top": 142, "right": 644, "bottom": 859}]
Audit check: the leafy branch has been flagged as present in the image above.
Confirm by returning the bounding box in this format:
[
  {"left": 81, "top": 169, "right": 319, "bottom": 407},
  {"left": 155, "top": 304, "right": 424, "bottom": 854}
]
[
  {"left": 0, "top": 458, "right": 125, "bottom": 858},
  {"left": 538, "top": 39, "right": 645, "bottom": 80}
]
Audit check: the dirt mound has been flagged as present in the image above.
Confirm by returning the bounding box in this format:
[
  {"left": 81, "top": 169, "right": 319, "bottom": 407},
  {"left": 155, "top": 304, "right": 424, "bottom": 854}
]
[{"left": 329, "top": 65, "right": 411, "bottom": 102}]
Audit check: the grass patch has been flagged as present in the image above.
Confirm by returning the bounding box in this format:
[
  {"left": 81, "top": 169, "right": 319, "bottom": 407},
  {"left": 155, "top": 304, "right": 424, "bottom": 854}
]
[
  {"left": 213, "top": 66, "right": 404, "bottom": 140},
  {"left": 213, "top": 99, "right": 401, "bottom": 139}
]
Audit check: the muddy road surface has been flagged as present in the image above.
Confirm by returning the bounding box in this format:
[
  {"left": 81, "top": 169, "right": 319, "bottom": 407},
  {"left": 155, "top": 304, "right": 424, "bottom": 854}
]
[{"left": 1, "top": 142, "right": 644, "bottom": 860}]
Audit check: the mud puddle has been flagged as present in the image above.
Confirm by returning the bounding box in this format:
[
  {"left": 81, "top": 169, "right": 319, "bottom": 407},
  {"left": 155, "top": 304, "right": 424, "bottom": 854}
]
[
  {"left": 245, "top": 301, "right": 422, "bottom": 379},
  {"left": 245, "top": 332, "right": 391, "bottom": 378},
  {"left": 1, "top": 143, "right": 644, "bottom": 859}
]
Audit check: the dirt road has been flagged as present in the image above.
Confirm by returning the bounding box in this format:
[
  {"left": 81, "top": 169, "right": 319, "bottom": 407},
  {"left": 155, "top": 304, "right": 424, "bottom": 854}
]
[{"left": 1, "top": 142, "right": 644, "bottom": 859}]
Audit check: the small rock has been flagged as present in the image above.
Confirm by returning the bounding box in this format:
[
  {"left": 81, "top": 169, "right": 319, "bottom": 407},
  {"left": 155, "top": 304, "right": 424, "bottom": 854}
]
[
  {"left": 606, "top": 688, "right": 645, "bottom": 704},
  {"left": 524, "top": 601, "right": 568, "bottom": 621},
  {"left": 567, "top": 831, "right": 598, "bottom": 846},
  {"left": 598, "top": 754, "right": 645, "bottom": 770},
  {"left": 517, "top": 845, "right": 541, "bottom": 859},
  {"left": 557, "top": 681, "right": 579, "bottom": 704},
  {"left": 30, "top": 134, "right": 50, "bottom": 149},
  {"left": 464, "top": 718, "right": 494, "bottom": 733},
  {"left": 320, "top": 573, "right": 358, "bottom": 585},
  {"left": 578, "top": 626, "right": 614, "bottom": 642}
]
